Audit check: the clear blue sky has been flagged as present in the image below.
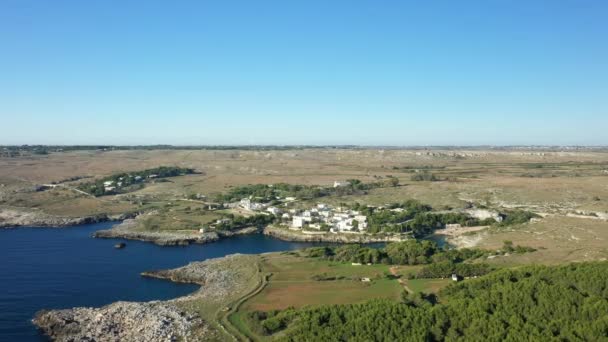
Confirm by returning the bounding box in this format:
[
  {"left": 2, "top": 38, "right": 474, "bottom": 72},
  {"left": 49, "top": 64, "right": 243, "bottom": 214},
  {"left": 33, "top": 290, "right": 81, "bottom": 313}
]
[{"left": 1, "top": 1, "right": 607, "bottom": 145}]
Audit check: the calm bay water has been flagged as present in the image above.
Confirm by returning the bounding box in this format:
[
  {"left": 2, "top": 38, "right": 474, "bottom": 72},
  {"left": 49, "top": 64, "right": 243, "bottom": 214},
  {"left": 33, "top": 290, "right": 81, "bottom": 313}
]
[{"left": 0, "top": 222, "right": 327, "bottom": 341}]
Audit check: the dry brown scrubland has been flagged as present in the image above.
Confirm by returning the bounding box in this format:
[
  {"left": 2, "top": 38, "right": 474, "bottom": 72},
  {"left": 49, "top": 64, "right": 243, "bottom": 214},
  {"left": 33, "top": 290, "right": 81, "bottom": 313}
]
[{"left": 1, "top": 148, "right": 607, "bottom": 263}]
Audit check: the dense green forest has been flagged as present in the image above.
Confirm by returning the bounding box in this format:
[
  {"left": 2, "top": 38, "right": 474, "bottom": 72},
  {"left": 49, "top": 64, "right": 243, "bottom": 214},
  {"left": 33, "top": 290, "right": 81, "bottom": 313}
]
[
  {"left": 249, "top": 262, "right": 608, "bottom": 341},
  {"left": 77, "top": 166, "right": 195, "bottom": 196}
]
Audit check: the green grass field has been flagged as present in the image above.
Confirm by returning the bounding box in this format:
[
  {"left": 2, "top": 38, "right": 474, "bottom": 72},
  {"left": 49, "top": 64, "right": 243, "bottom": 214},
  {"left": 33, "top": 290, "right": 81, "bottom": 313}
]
[{"left": 241, "top": 254, "right": 403, "bottom": 312}]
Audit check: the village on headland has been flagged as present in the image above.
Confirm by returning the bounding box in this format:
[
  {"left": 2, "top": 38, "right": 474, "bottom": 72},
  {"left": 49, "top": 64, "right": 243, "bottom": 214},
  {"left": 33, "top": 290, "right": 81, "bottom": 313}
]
[
  {"left": 225, "top": 195, "right": 371, "bottom": 235},
  {"left": 2, "top": 161, "right": 539, "bottom": 247},
  {"left": 200, "top": 179, "right": 509, "bottom": 241}
]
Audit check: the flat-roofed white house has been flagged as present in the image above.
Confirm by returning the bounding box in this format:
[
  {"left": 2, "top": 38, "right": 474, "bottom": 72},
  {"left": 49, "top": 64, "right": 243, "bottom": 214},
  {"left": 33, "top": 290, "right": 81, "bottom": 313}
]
[
  {"left": 337, "top": 219, "right": 354, "bottom": 231},
  {"left": 292, "top": 216, "right": 305, "bottom": 228},
  {"left": 240, "top": 198, "right": 252, "bottom": 209},
  {"left": 320, "top": 211, "right": 332, "bottom": 218},
  {"left": 354, "top": 215, "right": 368, "bottom": 230}
]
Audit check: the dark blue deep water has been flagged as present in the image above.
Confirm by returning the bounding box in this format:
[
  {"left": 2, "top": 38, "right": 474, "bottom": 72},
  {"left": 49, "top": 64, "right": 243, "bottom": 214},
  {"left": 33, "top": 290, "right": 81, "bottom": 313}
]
[{"left": 0, "top": 222, "right": 326, "bottom": 341}]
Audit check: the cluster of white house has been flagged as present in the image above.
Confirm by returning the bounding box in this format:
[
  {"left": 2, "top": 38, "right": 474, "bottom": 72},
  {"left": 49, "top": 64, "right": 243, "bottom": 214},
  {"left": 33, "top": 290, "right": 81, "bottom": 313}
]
[
  {"left": 225, "top": 196, "right": 369, "bottom": 234},
  {"left": 288, "top": 204, "right": 368, "bottom": 234},
  {"left": 102, "top": 175, "right": 147, "bottom": 192},
  {"left": 224, "top": 196, "right": 297, "bottom": 212}
]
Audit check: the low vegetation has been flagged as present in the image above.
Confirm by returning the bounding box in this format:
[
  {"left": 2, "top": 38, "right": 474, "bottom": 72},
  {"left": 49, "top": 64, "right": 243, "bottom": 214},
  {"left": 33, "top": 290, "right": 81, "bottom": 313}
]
[
  {"left": 411, "top": 171, "right": 440, "bottom": 182},
  {"left": 497, "top": 209, "right": 539, "bottom": 226},
  {"left": 350, "top": 200, "right": 496, "bottom": 237},
  {"left": 213, "top": 213, "right": 275, "bottom": 231}
]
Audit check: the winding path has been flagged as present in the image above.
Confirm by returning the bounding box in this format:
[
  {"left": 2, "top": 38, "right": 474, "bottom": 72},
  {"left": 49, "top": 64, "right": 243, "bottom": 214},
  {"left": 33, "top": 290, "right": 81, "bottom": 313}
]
[{"left": 390, "top": 266, "right": 414, "bottom": 294}]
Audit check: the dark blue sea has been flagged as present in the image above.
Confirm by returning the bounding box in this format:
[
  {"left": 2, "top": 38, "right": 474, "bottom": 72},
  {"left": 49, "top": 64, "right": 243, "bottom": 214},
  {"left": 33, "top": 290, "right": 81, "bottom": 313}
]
[{"left": 0, "top": 222, "right": 327, "bottom": 341}]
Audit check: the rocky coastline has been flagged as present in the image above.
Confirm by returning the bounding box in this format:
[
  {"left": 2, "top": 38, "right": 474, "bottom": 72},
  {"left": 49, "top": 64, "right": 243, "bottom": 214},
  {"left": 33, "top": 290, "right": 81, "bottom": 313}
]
[
  {"left": 93, "top": 218, "right": 221, "bottom": 246},
  {"left": 94, "top": 219, "right": 406, "bottom": 246},
  {"left": 33, "top": 254, "right": 257, "bottom": 342},
  {"left": 262, "top": 225, "right": 407, "bottom": 243},
  {"left": 33, "top": 301, "right": 205, "bottom": 342},
  {"left": 93, "top": 217, "right": 261, "bottom": 246},
  {"left": 0, "top": 207, "right": 135, "bottom": 228}
]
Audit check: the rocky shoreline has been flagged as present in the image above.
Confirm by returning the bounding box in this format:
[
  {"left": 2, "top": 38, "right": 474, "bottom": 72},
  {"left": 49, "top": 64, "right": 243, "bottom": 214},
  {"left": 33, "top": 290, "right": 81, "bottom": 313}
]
[
  {"left": 94, "top": 220, "right": 406, "bottom": 246},
  {"left": 33, "top": 301, "right": 205, "bottom": 342},
  {"left": 93, "top": 218, "right": 221, "bottom": 246},
  {"left": 0, "top": 207, "right": 135, "bottom": 228},
  {"left": 33, "top": 254, "right": 257, "bottom": 342},
  {"left": 93, "top": 218, "right": 261, "bottom": 246},
  {"left": 2, "top": 206, "right": 408, "bottom": 246},
  {"left": 262, "top": 225, "right": 407, "bottom": 243}
]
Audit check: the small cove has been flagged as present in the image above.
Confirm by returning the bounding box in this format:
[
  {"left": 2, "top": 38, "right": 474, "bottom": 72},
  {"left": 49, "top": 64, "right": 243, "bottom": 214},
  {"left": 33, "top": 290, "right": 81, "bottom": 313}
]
[{"left": 0, "top": 222, "right": 329, "bottom": 341}]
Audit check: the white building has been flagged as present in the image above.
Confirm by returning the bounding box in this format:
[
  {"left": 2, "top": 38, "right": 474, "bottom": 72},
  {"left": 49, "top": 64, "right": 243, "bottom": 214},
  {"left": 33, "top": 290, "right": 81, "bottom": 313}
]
[
  {"left": 465, "top": 209, "right": 503, "bottom": 222},
  {"left": 303, "top": 210, "right": 316, "bottom": 218},
  {"left": 333, "top": 212, "right": 350, "bottom": 220},
  {"left": 251, "top": 202, "right": 267, "bottom": 211},
  {"left": 308, "top": 223, "right": 321, "bottom": 230},
  {"left": 319, "top": 211, "right": 332, "bottom": 218},
  {"left": 240, "top": 198, "right": 252, "bottom": 210},
  {"left": 103, "top": 180, "right": 114, "bottom": 186},
  {"left": 337, "top": 219, "right": 355, "bottom": 231},
  {"left": 292, "top": 216, "right": 305, "bottom": 228},
  {"left": 354, "top": 215, "right": 368, "bottom": 230},
  {"left": 333, "top": 181, "right": 350, "bottom": 188},
  {"left": 267, "top": 207, "right": 282, "bottom": 215}
]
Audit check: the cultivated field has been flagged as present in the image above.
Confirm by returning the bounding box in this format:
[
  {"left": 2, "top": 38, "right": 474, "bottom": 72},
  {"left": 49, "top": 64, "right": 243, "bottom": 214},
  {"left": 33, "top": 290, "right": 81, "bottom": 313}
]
[{"left": 242, "top": 253, "right": 402, "bottom": 311}]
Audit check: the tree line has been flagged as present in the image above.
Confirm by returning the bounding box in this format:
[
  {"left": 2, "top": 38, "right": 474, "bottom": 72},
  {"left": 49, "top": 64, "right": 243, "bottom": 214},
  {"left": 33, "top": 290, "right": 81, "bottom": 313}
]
[
  {"left": 304, "top": 240, "right": 493, "bottom": 266},
  {"left": 213, "top": 179, "right": 395, "bottom": 203},
  {"left": 78, "top": 166, "right": 195, "bottom": 196}
]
